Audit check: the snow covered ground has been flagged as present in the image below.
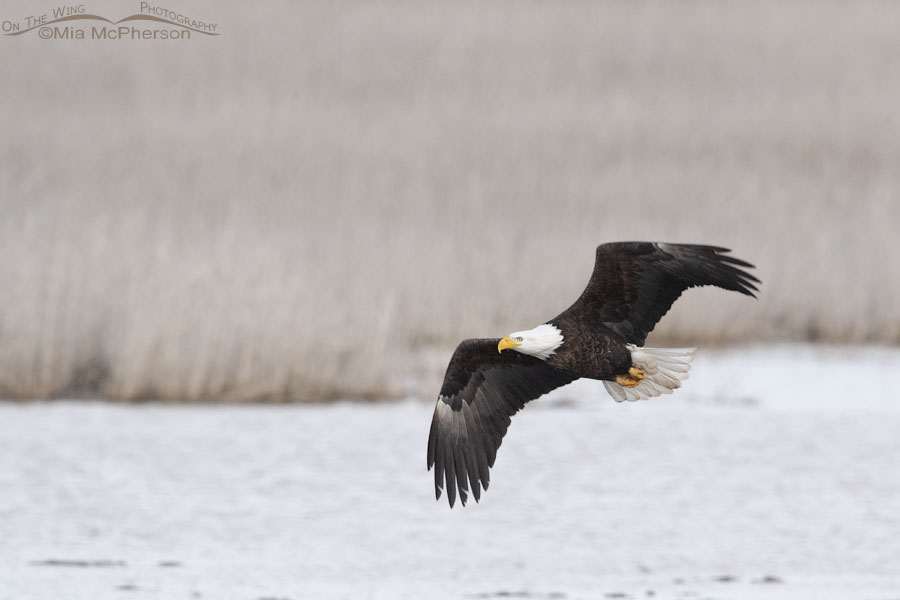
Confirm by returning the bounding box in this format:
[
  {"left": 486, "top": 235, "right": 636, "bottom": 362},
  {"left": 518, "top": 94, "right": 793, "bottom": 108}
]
[{"left": 2, "top": 345, "right": 900, "bottom": 599}]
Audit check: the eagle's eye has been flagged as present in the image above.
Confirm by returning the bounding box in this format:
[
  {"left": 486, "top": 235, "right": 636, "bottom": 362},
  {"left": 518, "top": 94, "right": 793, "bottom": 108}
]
[{"left": 516, "top": 336, "right": 524, "bottom": 342}]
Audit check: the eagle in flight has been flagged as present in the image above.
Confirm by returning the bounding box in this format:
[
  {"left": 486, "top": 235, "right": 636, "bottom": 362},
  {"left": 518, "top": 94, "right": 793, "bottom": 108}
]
[{"left": 427, "top": 241, "right": 759, "bottom": 507}]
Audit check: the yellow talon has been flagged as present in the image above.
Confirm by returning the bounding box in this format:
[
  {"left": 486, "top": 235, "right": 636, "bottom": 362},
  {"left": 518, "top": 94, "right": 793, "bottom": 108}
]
[
  {"left": 616, "top": 374, "right": 640, "bottom": 388},
  {"left": 615, "top": 367, "right": 645, "bottom": 388}
]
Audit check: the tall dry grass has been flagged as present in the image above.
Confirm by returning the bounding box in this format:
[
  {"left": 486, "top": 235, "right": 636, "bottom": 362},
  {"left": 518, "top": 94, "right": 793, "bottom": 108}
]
[{"left": 1, "top": 1, "right": 899, "bottom": 401}]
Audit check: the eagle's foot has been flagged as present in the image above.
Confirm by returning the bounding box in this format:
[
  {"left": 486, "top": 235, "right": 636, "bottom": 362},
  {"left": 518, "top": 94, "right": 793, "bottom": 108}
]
[{"left": 616, "top": 367, "right": 645, "bottom": 388}]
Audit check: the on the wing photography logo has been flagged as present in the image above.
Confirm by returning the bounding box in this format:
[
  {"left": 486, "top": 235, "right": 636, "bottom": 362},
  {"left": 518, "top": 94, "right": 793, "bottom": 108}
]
[{"left": 2, "top": 2, "right": 218, "bottom": 40}]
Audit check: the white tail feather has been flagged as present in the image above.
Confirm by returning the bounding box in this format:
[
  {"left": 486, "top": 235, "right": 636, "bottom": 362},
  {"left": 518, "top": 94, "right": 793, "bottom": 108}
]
[{"left": 602, "top": 345, "right": 696, "bottom": 403}]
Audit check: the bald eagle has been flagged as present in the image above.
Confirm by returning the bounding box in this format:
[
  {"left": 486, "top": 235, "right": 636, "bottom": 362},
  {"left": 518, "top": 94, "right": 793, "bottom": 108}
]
[{"left": 427, "top": 241, "right": 759, "bottom": 507}]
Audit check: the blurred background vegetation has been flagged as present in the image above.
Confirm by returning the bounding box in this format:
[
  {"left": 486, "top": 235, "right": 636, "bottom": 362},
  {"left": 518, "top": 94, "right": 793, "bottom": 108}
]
[{"left": 1, "top": 1, "right": 898, "bottom": 401}]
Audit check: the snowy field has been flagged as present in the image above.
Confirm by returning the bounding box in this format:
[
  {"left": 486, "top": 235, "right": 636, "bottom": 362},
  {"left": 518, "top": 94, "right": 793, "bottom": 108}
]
[{"left": 2, "top": 345, "right": 900, "bottom": 600}]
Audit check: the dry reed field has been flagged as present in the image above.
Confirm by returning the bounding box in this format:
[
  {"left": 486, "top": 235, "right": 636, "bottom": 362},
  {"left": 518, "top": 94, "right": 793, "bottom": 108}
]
[{"left": 1, "top": 1, "right": 899, "bottom": 401}]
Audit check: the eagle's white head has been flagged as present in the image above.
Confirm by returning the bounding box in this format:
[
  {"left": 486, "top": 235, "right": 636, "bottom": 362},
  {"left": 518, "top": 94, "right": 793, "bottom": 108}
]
[{"left": 497, "top": 323, "right": 564, "bottom": 361}]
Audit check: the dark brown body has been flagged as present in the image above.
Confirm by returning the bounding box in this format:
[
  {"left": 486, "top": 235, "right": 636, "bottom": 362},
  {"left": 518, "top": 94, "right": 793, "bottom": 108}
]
[{"left": 543, "top": 317, "right": 632, "bottom": 380}]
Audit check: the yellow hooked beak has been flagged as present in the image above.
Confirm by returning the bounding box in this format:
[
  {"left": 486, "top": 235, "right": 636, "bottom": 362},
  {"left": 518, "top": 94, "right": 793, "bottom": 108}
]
[{"left": 497, "top": 336, "right": 521, "bottom": 353}]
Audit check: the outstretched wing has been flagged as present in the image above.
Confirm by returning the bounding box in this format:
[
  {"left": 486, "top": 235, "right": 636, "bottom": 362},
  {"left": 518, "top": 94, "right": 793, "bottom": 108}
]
[
  {"left": 427, "top": 339, "right": 575, "bottom": 507},
  {"left": 563, "top": 242, "right": 759, "bottom": 346}
]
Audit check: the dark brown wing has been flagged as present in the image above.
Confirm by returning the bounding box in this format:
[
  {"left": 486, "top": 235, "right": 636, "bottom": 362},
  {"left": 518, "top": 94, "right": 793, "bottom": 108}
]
[
  {"left": 427, "top": 339, "right": 575, "bottom": 507},
  {"left": 560, "top": 242, "right": 759, "bottom": 346}
]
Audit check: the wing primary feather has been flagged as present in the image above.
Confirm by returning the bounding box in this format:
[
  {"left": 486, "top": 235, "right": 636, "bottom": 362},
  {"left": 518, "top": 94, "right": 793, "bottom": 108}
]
[
  {"left": 427, "top": 406, "right": 440, "bottom": 469},
  {"left": 430, "top": 403, "right": 446, "bottom": 499},
  {"left": 454, "top": 444, "right": 469, "bottom": 506},
  {"left": 433, "top": 451, "right": 444, "bottom": 501},
  {"left": 716, "top": 253, "right": 756, "bottom": 269},
  {"left": 467, "top": 402, "right": 492, "bottom": 490},
  {"left": 444, "top": 436, "right": 457, "bottom": 508},
  {"left": 466, "top": 444, "right": 482, "bottom": 502},
  {"left": 461, "top": 405, "right": 484, "bottom": 500}
]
